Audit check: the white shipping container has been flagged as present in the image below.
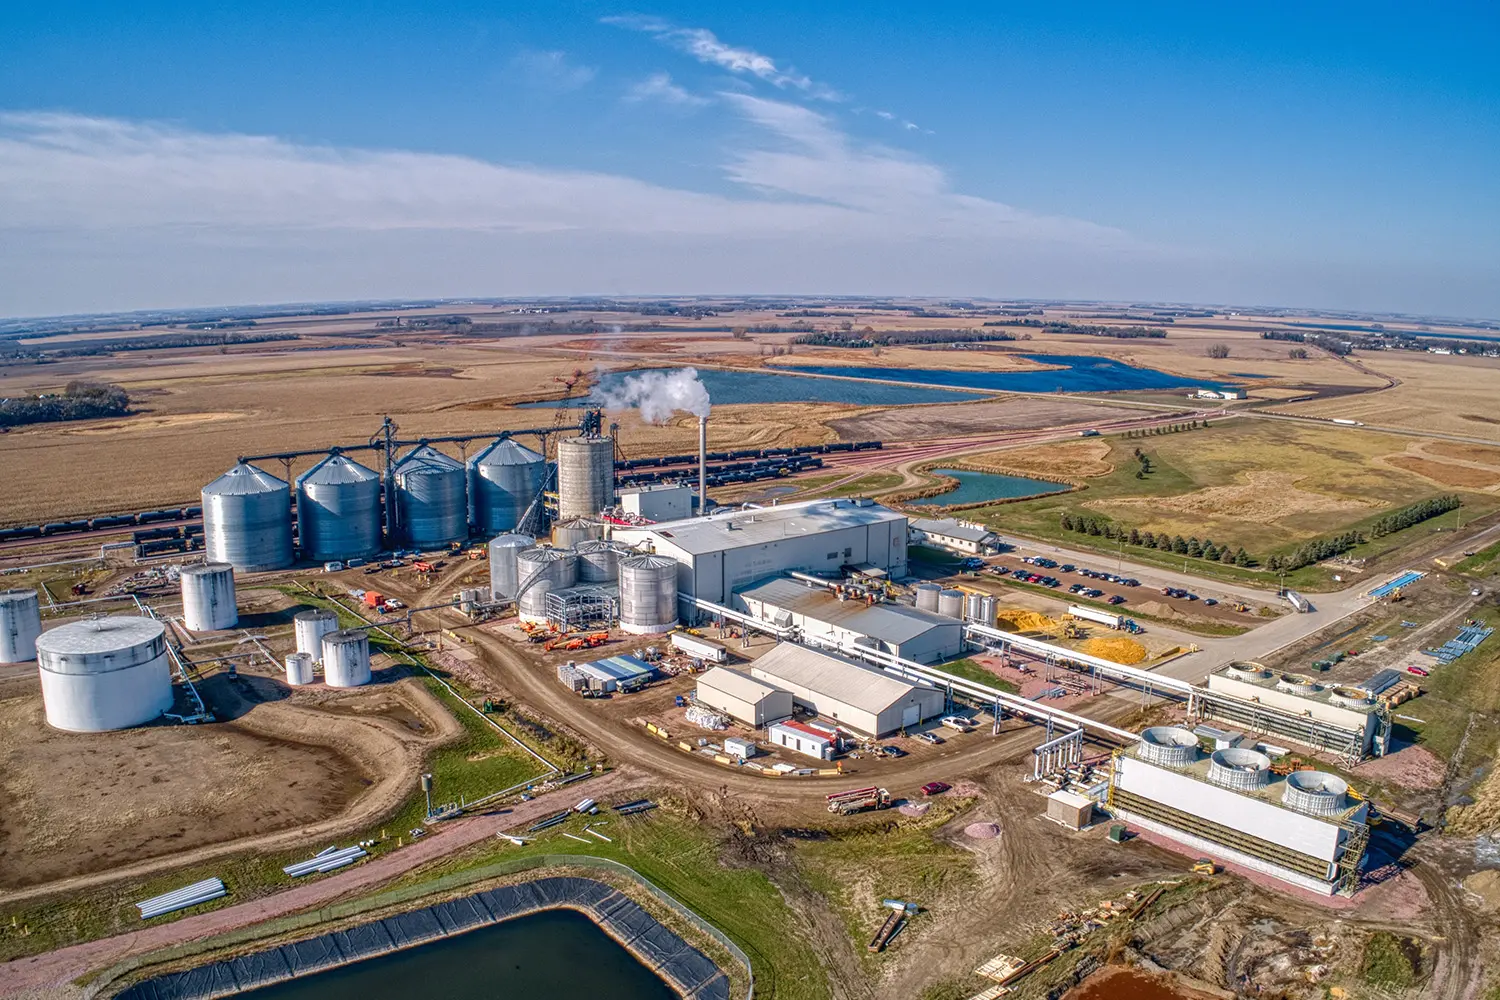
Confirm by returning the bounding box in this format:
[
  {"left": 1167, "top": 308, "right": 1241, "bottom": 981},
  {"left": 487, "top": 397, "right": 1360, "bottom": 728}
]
[
  {"left": 670, "top": 632, "right": 728, "bottom": 663},
  {"left": 1068, "top": 604, "right": 1123, "bottom": 629},
  {"left": 723, "top": 736, "right": 757, "bottom": 760}
]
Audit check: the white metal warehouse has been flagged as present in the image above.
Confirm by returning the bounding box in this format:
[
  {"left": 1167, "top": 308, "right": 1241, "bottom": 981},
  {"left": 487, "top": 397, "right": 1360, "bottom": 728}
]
[
  {"left": 609, "top": 499, "right": 909, "bottom": 610},
  {"left": 694, "top": 667, "right": 793, "bottom": 728},
  {"left": 736, "top": 576, "right": 965, "bottom": 664},
  {"left": 747, "top": 643, "right": 943, "bottom": 737},
  {"left": 907, "top": 517, "right": 999, "bottom": 555}
]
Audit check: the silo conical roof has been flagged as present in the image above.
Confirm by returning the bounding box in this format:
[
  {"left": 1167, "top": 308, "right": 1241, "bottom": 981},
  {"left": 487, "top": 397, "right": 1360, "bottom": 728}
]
[
  {"left": 472, "top": 438, "right": 544, "bottom": 467},
  {"left": 297, "top": 453, "right": 380, "bottom": 486},
  {"left": 203, "top": 462, "right": 288, "bottom": 496},
  {"left": 395, "top": 444, "right": 464, "bottom": 474}
]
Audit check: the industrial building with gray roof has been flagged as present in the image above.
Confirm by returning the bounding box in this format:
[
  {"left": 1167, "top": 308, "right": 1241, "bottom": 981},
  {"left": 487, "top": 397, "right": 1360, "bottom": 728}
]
[
  {"left": 747, "top": 642, "right": 944, "bottom": 737},
  {"left": 736, "top": 576, "right": 965, "bottom": 664}
]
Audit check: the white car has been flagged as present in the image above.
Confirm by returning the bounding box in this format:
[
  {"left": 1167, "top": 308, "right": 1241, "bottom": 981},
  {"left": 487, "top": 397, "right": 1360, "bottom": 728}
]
[
  {"left": 940, "top": 715, "right": 975, "bottom": 732},
  {"left": 916, "top": 732, "right": 945, "bottom": 745}
]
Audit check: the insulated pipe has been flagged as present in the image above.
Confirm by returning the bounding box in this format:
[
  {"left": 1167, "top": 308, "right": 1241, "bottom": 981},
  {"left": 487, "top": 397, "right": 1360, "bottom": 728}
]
[{"left": 698, "top": 415, "right": 708, "bottom": 515}]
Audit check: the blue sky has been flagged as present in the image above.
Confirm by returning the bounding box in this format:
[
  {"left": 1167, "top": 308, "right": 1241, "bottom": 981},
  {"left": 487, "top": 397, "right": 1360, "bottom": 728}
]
[{"left": 1, "top": 2, "right": 1497, "bottom": 316}]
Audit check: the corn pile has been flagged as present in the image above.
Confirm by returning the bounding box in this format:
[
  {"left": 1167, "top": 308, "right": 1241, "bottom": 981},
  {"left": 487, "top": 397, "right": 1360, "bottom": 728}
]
[
  {"left": 996, "top": 609, "right": 1056, "bottom": 632},
  {"left": 1082, "top": 637, "right": 1148, "bottom": 664}
]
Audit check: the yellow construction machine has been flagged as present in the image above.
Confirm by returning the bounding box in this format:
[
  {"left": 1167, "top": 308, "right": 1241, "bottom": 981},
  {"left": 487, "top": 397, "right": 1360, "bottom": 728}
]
[{"left": 1192, "top": 858, "right": 1218, "bottom": 876}]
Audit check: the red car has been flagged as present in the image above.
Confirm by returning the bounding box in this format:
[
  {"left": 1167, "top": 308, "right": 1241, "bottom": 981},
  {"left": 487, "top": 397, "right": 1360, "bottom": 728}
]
[
  {"left": 920, "top": 781, "right": 951, "bottom": 797},
  {"left": 1406, "top": 665, "right": 1430, "bottom": 677}
]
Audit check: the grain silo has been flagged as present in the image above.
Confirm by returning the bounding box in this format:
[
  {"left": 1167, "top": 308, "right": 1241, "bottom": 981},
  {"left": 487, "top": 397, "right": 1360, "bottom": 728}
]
[
  {"left": 179, "top": 563, "right": 238, "bottom": 631},
  {"left": 296, "top": 453, "right": 382, "bottom": 562},
  {"left": 285, "top": 652, "right": 315, "bottom": 686},
  {"left": 392, "top": 445, "right": 468, "bottom": 548},
  {"left": 0, "top": 588, "right": 42, "bottom": 664},
  {"left": 469, "top": 438, "right": 545, "bottom": 534},
  {"left": 556, "top": 436, "right": 615, "bottom": 519},
  {"left": 36, "top": 617, "right": 173, "bottom": 732},
  {"left": 574, "top": 539, "right": 620, "bottom": 582},
  {"left": 488, "top": 532, "right": 535, "bottom": 600},
  {"left": 321, "top": 629, "right": 372, "bottom": 687},
  {"left": 618, "top": 553, "right": 679, "bottom": 634},
  {"left": 201, "top": 462, "right": 294, "bottom": 572},
  {"left": 514, "top": 546, "right": 578, "bottom": 622},
  {"left": 293, "top": 609, "right": 340, "bottom": 659},
  {"left": 937, "top": 589, "right": 964, "bottom": 619},
  {"left": 914, "top": 583, "right": 941, "bottom": 614},
  {"left": 552, "top": 516, "right": 605, "bottom": 549}
]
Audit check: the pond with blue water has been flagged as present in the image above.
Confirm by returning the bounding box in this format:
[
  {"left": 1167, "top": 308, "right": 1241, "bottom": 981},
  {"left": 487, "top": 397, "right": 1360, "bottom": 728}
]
[
  {"left": 786, "top": 355, "right": 1225, "bottom": 394},
  {"left": 910, "top": 468, "right": 1069, "bottom": 506}
]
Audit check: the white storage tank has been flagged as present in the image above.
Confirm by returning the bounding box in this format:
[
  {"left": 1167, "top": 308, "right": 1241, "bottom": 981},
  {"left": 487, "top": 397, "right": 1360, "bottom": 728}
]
[
  {"left": 392, "top": 445, "right": 468, "bottom": 548},
  {"left": 180, "top": 563, "right": 238, "bottom": 631},
  {"left": 488, "top": 532, "right": 535, "bottom": 600},
  {"left": 321, "top": 629, "right": 372, "bottom": 687},
  {"left": 293, "top": 609, "right": 341, "bottom": 659},
  {"left": 937, "top": 589, "right": 964, "bottom": 619},
  {"left": 515, "top": 547, "right": 578, "bottom": 623},
  {"left": 36, "top": 617, "right": 173, "bottom": 732},
  {"left": 469, "top": 438, "right": 546, "bottom": 534},
  {"left": 914, "top": 583, "right": 941, "bottom": 613},
  {"left": 553, "top": 516, "right": 606, "bottom": 550},
  {"left": 0, "top": 588, "right": 43, "bottom": 664},
  {"left": 618, "top": 553, "right": 679, "bottom": 634},
  {"left": 285, "top": 651, "right": 315, "bottom": 686},
  {"left": 202, "top": 462, "right": 294, "bottom": 572},
  {"left": 574, "top": 539, "right": 620, "bottom": 582},
  {"left": 556, "top": 436, "right": 615, "bottom": 519},
  {"left": 296, "top": 453, "right": 383, "bottom": 563}
]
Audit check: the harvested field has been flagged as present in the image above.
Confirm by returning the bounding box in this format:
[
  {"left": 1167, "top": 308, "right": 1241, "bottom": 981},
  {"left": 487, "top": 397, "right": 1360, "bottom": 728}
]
[
  {"left": 1278, "top": 352, "right": 1500, "bottom": 438},
  {"left": 1427, "top": 441, "right": 1500, "bottom": 466},
  {"left": 824, "top": 397, "right": 1139, "bottom": 443},
  {"left": 1385, "top": 455, "right": 1500, "bottom": 489},
  {"left": 1089, "top": 469, "right": 1379, "bottom": 523},
  {"left": 962, "top": 438, "right": 1114, "bottom": 480}
]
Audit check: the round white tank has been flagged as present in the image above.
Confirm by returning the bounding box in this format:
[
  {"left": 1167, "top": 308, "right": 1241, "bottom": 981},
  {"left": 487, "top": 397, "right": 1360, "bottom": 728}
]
[
  {"left": 1208, "top": 747, "right": 1272, "bottom": 791},
  {"left": 556, "top": 436, "right": 615, "bottom": 519},
  {"left": 180, "top": 563, "right": 238, "bottom": 631},
  {"left": 1137, "top": 726, "right": 1200, "bottom": 768},
  {"left": 937, "top": 589, "right": 965, "bottom": 619},
  {"left": 914, "top": 583, "right": 941, "bottom": 613},
  {"left": 488, "top": 533, "right": 535, "bottom": 600},
  {"left": 978, "top": 594, "right": 997, "bottom": 627},
  {"left": 618, "top": 553, "right": 679, "bottom": 634},
  {"left": 321, "top": 629, "right": 372, "bottom": 687},
  {"left": 294, "top": 609, "right": 341, "bottom": 659},
  {"left": 1282, "top": 770, "right": 1349, "bottom": 816},
  {"left": 36, "top": 617, "right": 173, "bottom": 732},
  {"left": 0, "top": 588, "right": 43, "bottom": 664},
  {"left": 574, "top": 539, "right": 620, "bottom": 582},
  {"left": 515, "top": 546, "right": 578, "bottom": 622},
  {"left": 285, "top": 651, "right": 315, "bottom": 686}
]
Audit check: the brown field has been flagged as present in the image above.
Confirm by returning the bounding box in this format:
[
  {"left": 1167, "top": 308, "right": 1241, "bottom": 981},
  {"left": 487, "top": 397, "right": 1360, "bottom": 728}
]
[
  {"left": 1276, "top": 353, "right": 1500, "bottom": 438},
  {"left": 824, "top": 397, "right": 1141, "bottom": 442},
  {"left": 1426, "top": 441, "right": 1500, "bottom": 466},
  {"left": 959, "top": 438, "right": 1115, "bottom": 479},
  {"left": 1384, "top": 455, "right": 1500, "bottom": 489},
  {"left": 1088, "top": 469, "right": 1379, "bottom": 524}
]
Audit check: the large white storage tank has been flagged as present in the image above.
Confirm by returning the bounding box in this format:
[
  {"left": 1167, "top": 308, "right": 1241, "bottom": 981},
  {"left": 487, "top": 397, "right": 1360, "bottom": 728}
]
[
  {"left": 514, "top": 547, "right": 578, "bottom": 622},
  {"left": 392, "top": 445, "right": 468, "bottom": 548},
  {"left": 321, "top": 629, "right": 372, "bottom": 687},
  {"left": 36, "top": 617, "right": 174, "bottom": 732},
  {"left": 488, "top": 533, "right": 535, "bottom": 601},
  {"left": 293, "top": 609, "right": 341, "bottom": 659},
  {"left": 202, "top": 462, "right": 294, "bottom": 572},
  {"left": 556, "top": 436, "right": 615, "bottom": 519},
  {"left": 0, "top": 589, "right": 43, "bottom": 664},
  {"left": 469, "top": 439, "right": 546, "bottom": 535},
  {"left": 296, "top": 453, "right": 383, "bottom": 562},
  {"left": 180, "top": 563, "right": 238, "bottom": 631},
  {"left": 618, "top": 553, "right": 679, "bottom": 634}
]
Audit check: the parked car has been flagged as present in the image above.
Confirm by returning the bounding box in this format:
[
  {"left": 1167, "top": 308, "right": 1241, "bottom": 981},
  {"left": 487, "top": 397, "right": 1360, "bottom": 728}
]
[
  {"left": 916, "top": 732, "right": 945, "bottom": 745},
  {"left": 1407, "top": 665, "right": 1430, "bottom": 677},
  {"left": 940, "top": 715, "right": 975, "bottom": 732},
  {"left": 881, "top": 745, "right": 909, "bottom": 758},
  {"left": 1060, "top": 564, "right": 1076, "bottom": 573},
  {"left": 1108, "top": 595, "right": 1126, "bottom": 605},
  {"left": 1204, "top": 598, "right": 1218, "bottom": 606},
  {"left": 920, "top": 781, "right": 952, "bottom": 797}
]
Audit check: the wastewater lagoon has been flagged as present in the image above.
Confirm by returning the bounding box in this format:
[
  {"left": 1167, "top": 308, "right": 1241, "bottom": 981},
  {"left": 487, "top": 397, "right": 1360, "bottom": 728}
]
[
  {"left": 786, "top": 355, "right": 1224, "bottom": 394},
  {"left": 910, "top": 468, "right": 1069, "bottom": 506}
]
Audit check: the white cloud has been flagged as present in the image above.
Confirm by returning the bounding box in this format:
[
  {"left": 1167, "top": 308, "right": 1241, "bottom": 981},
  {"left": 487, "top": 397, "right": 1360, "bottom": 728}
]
[
  {"left": 624, "top": 72, "right": 709, "bottom": 108},
  {"left": 603, "top": 16, "right": 840, "bottom": 100},
  {"left": 875, "top": 110, "right": 895, "bottom": 120},
  {"left": 510, "top": 49, "right": 597, "bottom": 92}
]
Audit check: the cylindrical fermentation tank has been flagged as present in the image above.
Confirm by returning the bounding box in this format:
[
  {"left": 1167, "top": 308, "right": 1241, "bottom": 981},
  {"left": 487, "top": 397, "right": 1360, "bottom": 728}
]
[
  {"left": 488, "top": 533, "right": 535, "bottom": 600},
  {"left": 469, "top": 438, "right": 545, "bottom": 534},
  {"left": 201, "top": 462, "right": 294, "bottom": 572},
  {"left": 556, "top": 436, "right": 615, "bottom": 519},
  {"left": 963, "top": 593, "right": 984, "bottom": 622},
  {"left": 514, "top": 547, "right": 578, "bottom": 622},
  {"left": 285, "top": 651, "right": 315, "bottom": 686},
  {"left": 618, "top": 553, "right": 679, "bottom": 634},
  {"left": 0, "top": 588, "right": 43, "bottom": 664},
  {"left": 937, "top": 589, "right": 964, "bottom": 619},
  {"left": 978, "top": 594, "right": 997, "bottom": 627},
  {"left": 552, "top": 516, "right": 605, "bottom": 549},
  {"left": 180, "top": 563, "right": 238, "bottom": 631},
  {"left": 574, "top": 539, "right": 620, "bottom": 582},
  {"left": 321, "top": 629, "right": 372, "bottom": 687},
  {"left": 392, "top": 445, "right": 467, "bottom": 548},
  {"left": 296, "top": 453, "right": 382, "bottom": 562},
  {"left": 35, "top": 616, "right": 173, "bottom": 732},
  {"left": 294, "top": 609, "right": 341, "bottom": 659},
  {"left": 1137, "top": 726, "right": 1200, "bottom": 768},
  {"left": 914, "top": 583, "right": 941, "bottom": 614}
]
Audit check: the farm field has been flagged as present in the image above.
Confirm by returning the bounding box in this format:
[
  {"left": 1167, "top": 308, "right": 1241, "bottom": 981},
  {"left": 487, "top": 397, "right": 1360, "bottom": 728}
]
[{"left": 1275, "top": 353, "right": 1500, "bottom": 439}]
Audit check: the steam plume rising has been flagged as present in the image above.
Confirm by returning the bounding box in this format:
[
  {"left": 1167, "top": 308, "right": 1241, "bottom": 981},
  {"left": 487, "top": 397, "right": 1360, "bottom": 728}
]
[{"left": 599, "top": 367, "right": 711, "bottom": 424}]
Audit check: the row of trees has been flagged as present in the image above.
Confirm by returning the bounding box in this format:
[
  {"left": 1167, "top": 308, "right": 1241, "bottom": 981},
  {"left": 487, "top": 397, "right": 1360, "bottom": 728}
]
[
  {"left": 1009, "top": 320, "right": 1169, "bottom": 339},
  {"left": 1058, "top": 513, "right": 1253, "bottom": 566},
  {"left": 1123, "top": 420, "right": 1207, "bottom": 438},
  {"left": 2, "top": 331, "right": 298, "bottom": 360},
  {"left": 1266, "top": 531, "right": 1365, "bottom": 571},
  {"left": 791, "top": 328, "right": 1019, "bottom": 347},
  {"left": 0, "top": 381, "right": 129, "bottom": 427},
  {"left": 1369, "top": 495, "right": 1461, "bottom": 538}
]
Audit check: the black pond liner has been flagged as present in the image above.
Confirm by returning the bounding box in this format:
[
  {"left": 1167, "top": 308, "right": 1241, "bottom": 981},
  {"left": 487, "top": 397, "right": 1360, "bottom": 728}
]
[{"left": 114, "top": 876, "right": 730, "bottom": 1000}]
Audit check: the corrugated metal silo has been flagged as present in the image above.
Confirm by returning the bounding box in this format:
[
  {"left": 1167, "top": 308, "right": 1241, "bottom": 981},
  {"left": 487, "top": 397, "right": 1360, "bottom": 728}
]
[
  {"left": 552, "top": 516, "right": 605, "bottom": 549},
  {"left": 556, "top": 436, "right": 615, "bottom": 519},
  {"left": 0, "top": 589, "right": 42, "bottom": 664},
  {"left": 392, "top": 445, "right": 467, "bottom": 548},
  {"left": 574, "top": 539, "right": 620, "bottom": 582},
  {"left": 469, "top": 439, "right": 545, "bottom": 534},
  {"left": 202, "top": 462, "right": 294, "bottom": 572},
  {"left": 618, "top": 553, "right": 679, "bottom": 634},
  {"left": 180, "top": 563, "right": 238, "bottom": 631},
  {"left": 35, "top": 617, "right": 173, "bottom": 731},
  {"left": 488, "top": 533, "right": 535, "bottom": 600},
  {"left": 296, "top": 453, "right": 382, "bottom": 562},
  {"left": 514, "top": 546, "right": 578, "bottom": 622},
  {"left": 937, "top": 589, "right": 964, "bottom": 619}
]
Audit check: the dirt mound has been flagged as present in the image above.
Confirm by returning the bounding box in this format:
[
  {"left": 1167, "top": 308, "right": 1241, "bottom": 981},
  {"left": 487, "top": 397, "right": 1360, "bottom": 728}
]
[
  {"left": 1463, "top": 870, "right": 1500, "bottom": 913},
  {"left": 1082, "top": 637, "right": 1148, "bottom": 665},
  {"left": 997, "top": 609, "right": 1056, "bottom": 632},
  {"left": 898, "top": 802, "right": 931, "bottom": 817},
  {"left": 964, "top": 821, "right": 1002, "bottom": 840}
]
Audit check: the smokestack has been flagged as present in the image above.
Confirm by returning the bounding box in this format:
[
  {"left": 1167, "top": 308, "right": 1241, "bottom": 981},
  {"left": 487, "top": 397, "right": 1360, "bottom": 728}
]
[{"left": 698, "top": 415, "right": 708, "bottom": 516}]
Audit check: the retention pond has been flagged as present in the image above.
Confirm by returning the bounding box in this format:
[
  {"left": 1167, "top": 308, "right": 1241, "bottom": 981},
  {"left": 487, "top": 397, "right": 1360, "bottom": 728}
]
[{"left": 910, "top": 468, "right": 1069, "bottom": 505}]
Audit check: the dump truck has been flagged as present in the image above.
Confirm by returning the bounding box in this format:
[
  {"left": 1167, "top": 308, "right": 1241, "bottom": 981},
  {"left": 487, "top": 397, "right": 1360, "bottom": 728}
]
[{"left": 826, "top": 786, "right": 891, "bottom": 816}]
